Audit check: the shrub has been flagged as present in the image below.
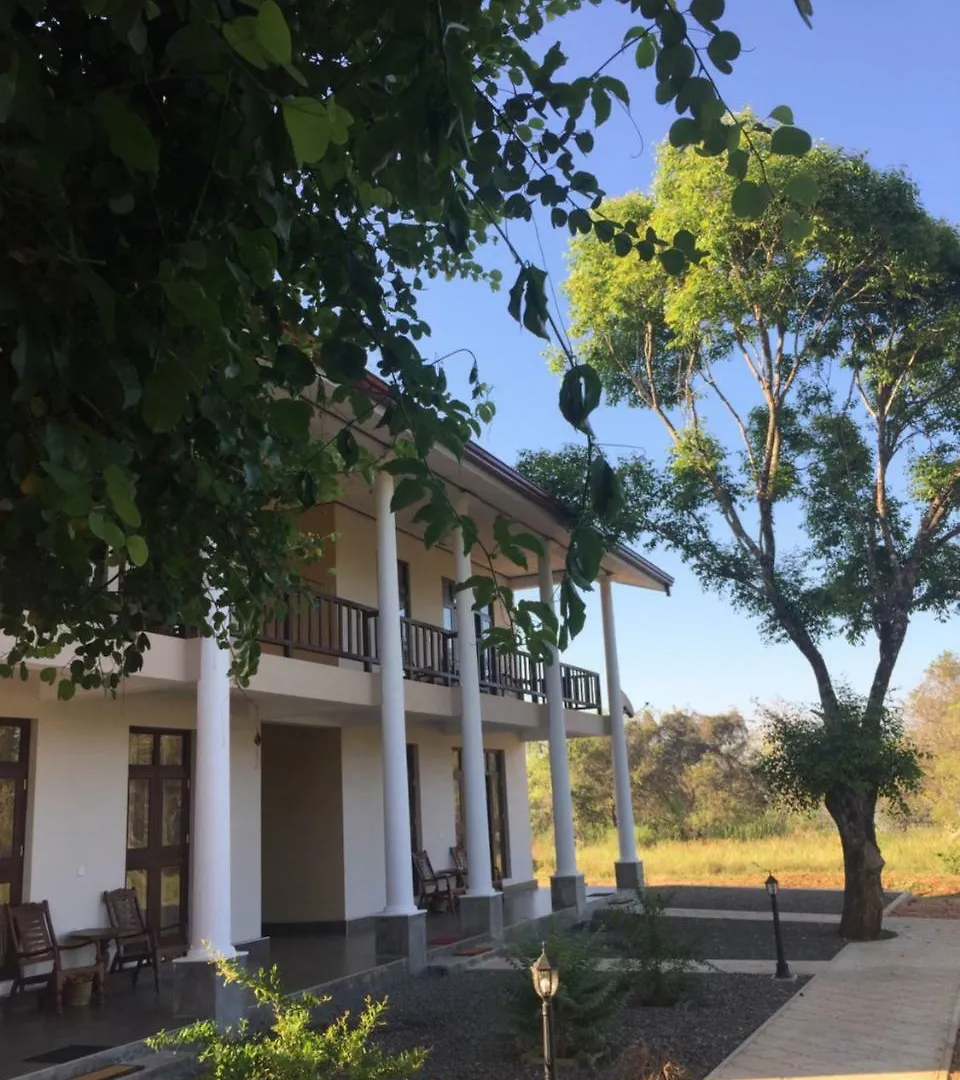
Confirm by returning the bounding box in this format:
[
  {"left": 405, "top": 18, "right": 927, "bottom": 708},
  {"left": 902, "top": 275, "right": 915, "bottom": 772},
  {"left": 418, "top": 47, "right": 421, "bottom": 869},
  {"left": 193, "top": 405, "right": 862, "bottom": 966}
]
[
  {"left": 505, "top": 931, "right": 630, "bottom": 1063},
  {"left": 149, "top": 957, "right": 426, "bottom": 1080},
  {"left": 603, "top": 890, "right": 701, "bottom": 1006},
  {"left": 937, "top": 842, "right": 960, "bottom": 874}
]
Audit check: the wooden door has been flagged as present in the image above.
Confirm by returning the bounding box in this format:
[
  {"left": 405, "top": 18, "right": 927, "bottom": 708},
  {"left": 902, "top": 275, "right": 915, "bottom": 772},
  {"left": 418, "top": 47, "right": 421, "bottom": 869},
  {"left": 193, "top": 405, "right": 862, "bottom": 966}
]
[
  {"left": 126, "top": 729, "right": 191, "bottom": 944},
  {"left": 0, "top": 719, "right": 29, "bottom": 906}
]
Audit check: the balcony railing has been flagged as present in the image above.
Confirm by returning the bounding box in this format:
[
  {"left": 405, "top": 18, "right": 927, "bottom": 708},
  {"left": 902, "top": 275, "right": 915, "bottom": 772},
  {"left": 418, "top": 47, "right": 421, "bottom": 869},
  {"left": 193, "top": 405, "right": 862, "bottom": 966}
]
[{"left": 259, "top": 589, "right": 602, "bottom": 712}]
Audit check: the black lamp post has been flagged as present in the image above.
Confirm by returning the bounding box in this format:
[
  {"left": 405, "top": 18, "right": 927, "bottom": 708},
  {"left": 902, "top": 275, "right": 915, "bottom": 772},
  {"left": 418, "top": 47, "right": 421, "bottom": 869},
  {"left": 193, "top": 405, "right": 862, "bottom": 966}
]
[
  {"left": 765, "top": 874, "right": 791, "bottom": 979},
  {"left": 531, "top": 944, "right": 559, "bottom": 1080}
]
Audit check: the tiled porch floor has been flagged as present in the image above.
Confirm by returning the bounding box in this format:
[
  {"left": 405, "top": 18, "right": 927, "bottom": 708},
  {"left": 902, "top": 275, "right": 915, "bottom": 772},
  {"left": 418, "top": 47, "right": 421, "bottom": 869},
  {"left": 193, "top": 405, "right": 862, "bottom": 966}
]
[{"left": 0, "top": 887, "right": 584, "bottom": 1080}]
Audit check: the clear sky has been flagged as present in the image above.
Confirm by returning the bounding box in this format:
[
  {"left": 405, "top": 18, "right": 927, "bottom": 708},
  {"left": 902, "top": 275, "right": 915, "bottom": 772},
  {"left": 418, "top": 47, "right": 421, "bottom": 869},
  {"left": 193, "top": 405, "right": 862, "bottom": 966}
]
[{"left": 416, "top": 0, "right": 960, "bottom": 718}]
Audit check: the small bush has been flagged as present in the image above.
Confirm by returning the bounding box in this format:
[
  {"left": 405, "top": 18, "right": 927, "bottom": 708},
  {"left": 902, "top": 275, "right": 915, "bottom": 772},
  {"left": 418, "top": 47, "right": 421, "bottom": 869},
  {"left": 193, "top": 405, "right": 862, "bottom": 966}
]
[
  {"left": 609, "top": 1039, "right": 691, "bottom": 1080},
  {"left": 149, "top": 957, "right": 426, "bottom": 1080},
  {"left": 604, "top": 890, "right": 701, "bottom": 1006},
  {"left": 937, "top": 842, "right": 960, "bottom": 874},
  {"left": 505, "top": 932, "right": 630, "bottom": 1063}
]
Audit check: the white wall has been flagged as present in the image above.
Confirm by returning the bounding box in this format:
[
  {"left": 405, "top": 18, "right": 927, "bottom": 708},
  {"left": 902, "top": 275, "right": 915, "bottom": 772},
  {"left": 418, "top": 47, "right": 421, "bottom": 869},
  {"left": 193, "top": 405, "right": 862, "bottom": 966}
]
[
  {"left": 340, "top": 724, "right": 385, "bottom": 919},
  {"left": 8, "top": 685, "right": 260, "bottom": 950}
]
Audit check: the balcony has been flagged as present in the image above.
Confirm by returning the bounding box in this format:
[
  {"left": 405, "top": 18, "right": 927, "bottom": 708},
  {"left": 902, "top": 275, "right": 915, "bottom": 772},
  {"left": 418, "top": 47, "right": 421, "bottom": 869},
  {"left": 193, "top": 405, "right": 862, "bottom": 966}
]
[{"left": 259, "top": 589, "right": 603, "bottom": 713}]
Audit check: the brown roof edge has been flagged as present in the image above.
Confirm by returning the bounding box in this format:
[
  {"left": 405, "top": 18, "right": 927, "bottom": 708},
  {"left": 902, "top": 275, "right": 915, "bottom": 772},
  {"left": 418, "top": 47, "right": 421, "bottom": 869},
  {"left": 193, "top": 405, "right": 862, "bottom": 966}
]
[{"left": 355, "top": 371, "right": 674, "bottom": 594}]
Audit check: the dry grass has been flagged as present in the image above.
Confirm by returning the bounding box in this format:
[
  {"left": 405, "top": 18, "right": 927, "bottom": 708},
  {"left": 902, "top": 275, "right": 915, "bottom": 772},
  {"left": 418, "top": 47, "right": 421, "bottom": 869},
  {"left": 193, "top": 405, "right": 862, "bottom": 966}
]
[{"left": 531, "top": 825, "right": 960, "bottom": 897}]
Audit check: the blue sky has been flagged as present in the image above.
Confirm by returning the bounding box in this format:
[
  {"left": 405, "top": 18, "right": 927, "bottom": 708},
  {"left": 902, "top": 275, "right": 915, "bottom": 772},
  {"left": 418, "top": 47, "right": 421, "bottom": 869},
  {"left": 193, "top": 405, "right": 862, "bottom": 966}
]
[{"left": 417, "top": 1, "right": 960, "bottom": 718}]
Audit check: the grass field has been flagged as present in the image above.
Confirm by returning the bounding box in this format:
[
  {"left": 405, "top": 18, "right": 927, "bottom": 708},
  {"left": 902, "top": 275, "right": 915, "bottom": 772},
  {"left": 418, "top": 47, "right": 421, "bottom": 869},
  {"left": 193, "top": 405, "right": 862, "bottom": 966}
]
[{"left": 531, "top": 825, "right": 960, "bottom": 896}]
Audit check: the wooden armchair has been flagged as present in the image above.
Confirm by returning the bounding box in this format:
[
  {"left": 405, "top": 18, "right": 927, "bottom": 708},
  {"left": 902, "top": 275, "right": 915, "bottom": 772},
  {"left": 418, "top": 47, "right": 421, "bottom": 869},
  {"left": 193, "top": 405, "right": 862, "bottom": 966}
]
[
  {"left": 103, "top": 888, "right": 163, "bottom": 993},
  {"left": 412, "top": 850, "right": 465, "bottom": 912},
  {"left": 6, "top": 901, "right": 105, "bottom": 1015},
  {"left": 449, "top": 845, "right": 505, "bottom": 891}
]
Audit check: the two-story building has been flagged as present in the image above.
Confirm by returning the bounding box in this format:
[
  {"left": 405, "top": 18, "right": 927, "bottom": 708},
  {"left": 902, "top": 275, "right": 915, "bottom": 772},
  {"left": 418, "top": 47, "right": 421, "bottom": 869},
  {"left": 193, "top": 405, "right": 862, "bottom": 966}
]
[{"left": 0, "top": 390, "right": 672, "bottom": 998}]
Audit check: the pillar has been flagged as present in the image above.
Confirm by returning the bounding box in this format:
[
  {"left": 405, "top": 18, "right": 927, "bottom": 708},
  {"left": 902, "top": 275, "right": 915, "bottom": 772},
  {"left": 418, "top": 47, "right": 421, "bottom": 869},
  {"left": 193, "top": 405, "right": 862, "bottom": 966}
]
[
  {"left": 453, "top": 520, "right": 502, "bottom": 939},
  {"left": 600, "top": 574, "right": 644, "bottom": 891},
  {"left": 373, "top": 471, "right": 426, "bottom": 969},
  {"left": 538, "top": 542, "right": 585, "bottom": 913},
  {"left": 174, "top": 597, "right": 247, "bottom": 1026}
]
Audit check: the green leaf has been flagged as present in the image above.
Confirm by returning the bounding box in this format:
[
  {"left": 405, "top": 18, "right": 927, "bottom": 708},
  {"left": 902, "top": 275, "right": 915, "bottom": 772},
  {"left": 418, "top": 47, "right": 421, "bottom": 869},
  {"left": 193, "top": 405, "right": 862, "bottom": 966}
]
[
  {"left": 508, "top": 268, "right": 525, "bottom": 324},
  {"left": 690, "top": 0, "right": 724, "bottom": 27},
  {"left": 336, "top": 427, "right": 359, "bottom": 467},
  {"left": 673, "top": 229, "right": 697, "bottom": 254},
  {"left": 589, "top": 457, "right": 622, "bottom": 520},
  {"left": 57, "top": 680, "right": 76, "bottom": 702},
  {"left": 0, "top": 53, "right": 19, "bottom": 124},
  {"left": 613, "top": 232, "right": 632, "bottom": 257},
  {"left": 725, "top": 148, "right": 749, "bottom": 180},
  {"left": 274, "top": 343, "right": 316, "bottom": 388},
  {"left": 141, "top": 365, "right": 189, "bottom": 432},
  {"left": 282, "top": 98, "right": 331, "bottom": 164},
  {"left": 104, "top": 464, "right": 141, "bottom": 528},
  {"left": 590, "top": 85, "right": 611, "bottom": 126},
  {"left": 731, "top": 180, "right": 771, "bottom": 219},
  {"left": 706, "top": 30, "right": 741, "bottom": 73},
  {"left": 162, "top": 279, "right": 220, "bottom": 331},
  {"left": 108, "top": 192, "right": 135, "bottom": 215},
  {"left": 793, "top": 0, "right": 814, "bottom": 28},
  {"left": 770, "top": 104, "right": 794, "bottom": 125},
  {"left": 126, "top": 534, "right": 149, "bottom": 567},
  {"left": 88, "top": 510, "right": 126, "bottom": 549},
  {"left": 782, "top": 209, "right": 814, "bottom": 244},
  {"left": 785, "top": 173, "right": 818, "bottom": 207},
  {"left": 392, "top": 477, "right": 426, "bottom": 512},
  {"left": 223, "top": 16, "right": 270, "bottom": 69},
  {"left": 634, "top": 37, "right": 656, "bottom": 69},
  {"left": 39, "top": 667, "right": 57, "bottom": 684},
  {"left": 256, "top": 0, "right": 291, "bottom": 65},
  {"left": 559, "top": 365, "right": 602, "bottom": 434},
  {"left": 659, "top": 247, "right": 686, "bottom": 276},
  {"left": 771, "top": 125, "right": 813, "bottom": 157},
  {"left": 669, "top": 118, "right": 700, "bottom": 148},
  {"left": 269, "top": 397, "right": 312, "bottom": 438},
  {"left": 235, "top": 227, "right": 277, "bottom": 288},
  {"left": 92, "top": 92, "right": 159, "bottom": 173}
]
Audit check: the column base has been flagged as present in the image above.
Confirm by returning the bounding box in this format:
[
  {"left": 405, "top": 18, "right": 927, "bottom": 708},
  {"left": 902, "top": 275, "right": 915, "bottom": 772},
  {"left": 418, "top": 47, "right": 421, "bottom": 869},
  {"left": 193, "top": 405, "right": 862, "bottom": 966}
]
[
  {"left": 460, "top": 892, "right": 504, "bottom": 940},
  {"left": 375, "top": 911, "right": 427, "bottom": 973},
  {"left": 173, "top": 951, "right": 249, "bottom": 1028},
  {"left": 550, "top": 873, "right": 586, "bottom": 913},
  {"left": 615, "top": 860, "right": 645, "bottom": 892}
]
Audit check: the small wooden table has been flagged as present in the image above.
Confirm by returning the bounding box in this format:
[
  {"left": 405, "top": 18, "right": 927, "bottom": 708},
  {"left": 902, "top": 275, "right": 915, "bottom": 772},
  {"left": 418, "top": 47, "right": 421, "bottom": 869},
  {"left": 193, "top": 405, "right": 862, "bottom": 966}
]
[{"left": 68, "top": 927, "right": 117, "bottom": 972}]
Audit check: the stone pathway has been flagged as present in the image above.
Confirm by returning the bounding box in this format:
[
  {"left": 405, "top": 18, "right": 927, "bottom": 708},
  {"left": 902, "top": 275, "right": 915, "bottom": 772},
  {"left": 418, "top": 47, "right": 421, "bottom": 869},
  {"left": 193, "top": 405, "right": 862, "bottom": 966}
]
[
  {"left": 664, "top": 908, "right": 840, "bottom": 924},
  {"left": 470, "top": 955, "right": 830, "bottom": 976},
  {"left": 706, "top": 916, "right": 960, "bottom": 1080}
]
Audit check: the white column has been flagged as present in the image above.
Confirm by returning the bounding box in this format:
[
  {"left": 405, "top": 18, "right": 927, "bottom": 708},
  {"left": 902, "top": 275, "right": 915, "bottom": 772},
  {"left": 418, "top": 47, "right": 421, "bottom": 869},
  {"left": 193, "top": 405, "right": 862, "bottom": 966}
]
[
  {"left": 375, "top": 471, "right": 418, "bottom": 915},
  {"left": 538, "top": 542, "right": 578, "bottom": 879},
  {"left": 187, "top": 601, "right": 235, "bottom": 960},
  {"left": 454, "top": 525, "right": 495, "bottom": 897},
  {"left": 600, "top": 574, "right": 637, "bottom": 865}
]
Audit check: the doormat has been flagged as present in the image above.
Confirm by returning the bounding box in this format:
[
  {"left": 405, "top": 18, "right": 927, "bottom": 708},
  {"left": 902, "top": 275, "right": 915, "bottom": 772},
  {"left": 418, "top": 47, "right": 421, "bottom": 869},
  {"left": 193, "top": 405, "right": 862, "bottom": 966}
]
[
  {"left": 24, "top": 1045, "right": 113, "bottom": 1065},
  {"left": 72, "top": 1067, "right": 144, "bottom": 1080},
  {"left": 428, "top": 935, "right": 463, "bottom": 946}
]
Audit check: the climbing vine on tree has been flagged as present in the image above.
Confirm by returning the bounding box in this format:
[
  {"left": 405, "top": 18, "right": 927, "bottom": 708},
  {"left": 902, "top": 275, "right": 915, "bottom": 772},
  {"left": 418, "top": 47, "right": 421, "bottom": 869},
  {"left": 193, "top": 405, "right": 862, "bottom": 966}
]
[{"left": 0, "top": 0, "right": 814, "bottom": 692}]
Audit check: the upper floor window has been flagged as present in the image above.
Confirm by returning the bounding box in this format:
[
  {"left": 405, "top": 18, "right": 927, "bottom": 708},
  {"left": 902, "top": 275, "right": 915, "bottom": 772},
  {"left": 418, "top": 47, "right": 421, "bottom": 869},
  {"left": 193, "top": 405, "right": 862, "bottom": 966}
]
[
  {"left": 442, "top": 577, "right": 493, "bottom": 637},
  {"left": 398, "top": 560, "right": 411, "bottom": 620}
]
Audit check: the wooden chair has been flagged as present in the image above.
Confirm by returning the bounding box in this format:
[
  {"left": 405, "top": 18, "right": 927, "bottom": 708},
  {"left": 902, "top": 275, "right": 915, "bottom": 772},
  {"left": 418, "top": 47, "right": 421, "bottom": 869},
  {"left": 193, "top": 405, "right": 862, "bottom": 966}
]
[
  {"left": 103, "top": 888, "right": 161, "bottom": 992},
  {"left": 412, "top": 850, "right": 464, "bottom": 912},
  {"left": 450, "top": 845, "right": 505, "bottom": 891},
  {"left": 6, "top": 901, "right": 105, "bottom": 1015}
]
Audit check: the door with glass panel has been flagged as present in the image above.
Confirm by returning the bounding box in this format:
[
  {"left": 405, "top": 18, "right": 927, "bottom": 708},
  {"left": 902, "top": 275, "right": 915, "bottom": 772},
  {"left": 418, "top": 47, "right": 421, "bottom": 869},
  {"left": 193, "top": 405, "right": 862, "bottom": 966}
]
[
  {"left": 126, "top": 729, "right": 190, "bottom": 945},
  {"left": 0, "top": 719, "right": 30, "bottom": 908}
]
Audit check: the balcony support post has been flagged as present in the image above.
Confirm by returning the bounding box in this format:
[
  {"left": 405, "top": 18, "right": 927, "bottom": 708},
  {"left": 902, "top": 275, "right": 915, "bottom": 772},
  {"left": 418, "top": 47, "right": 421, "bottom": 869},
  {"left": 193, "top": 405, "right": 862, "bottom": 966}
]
[
  {"left": 373, "top": 471, "right": 426, "bottom": 970},
  {"left": 453, "top": 518, "right": 502, "bottom": 939},
  {"left": 538, "top": 541, "right": 585, "bottom": 913},
  {"left": 600, "top": 573, "right": 643, "bottom": 891}
]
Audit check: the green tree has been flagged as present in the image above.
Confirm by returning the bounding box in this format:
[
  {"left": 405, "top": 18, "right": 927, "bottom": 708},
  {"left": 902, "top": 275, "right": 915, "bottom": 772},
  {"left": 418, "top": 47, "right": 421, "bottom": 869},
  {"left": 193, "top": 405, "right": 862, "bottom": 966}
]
[
  {"left": 907, "top": 652, "right": 960, "bottom": 829},
  {"left": 521, "top": 130, "right": 960, "bottom": 938},
  {"left": 0, "top": 1, "right": 816, "bottom": 693}
]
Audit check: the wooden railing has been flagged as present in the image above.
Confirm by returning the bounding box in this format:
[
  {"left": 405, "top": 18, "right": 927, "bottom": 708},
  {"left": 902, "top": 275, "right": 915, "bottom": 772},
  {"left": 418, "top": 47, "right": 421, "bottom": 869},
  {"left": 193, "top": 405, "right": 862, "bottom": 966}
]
[{"left": 258, "top": 587, "right": 602, "bottom": 712}]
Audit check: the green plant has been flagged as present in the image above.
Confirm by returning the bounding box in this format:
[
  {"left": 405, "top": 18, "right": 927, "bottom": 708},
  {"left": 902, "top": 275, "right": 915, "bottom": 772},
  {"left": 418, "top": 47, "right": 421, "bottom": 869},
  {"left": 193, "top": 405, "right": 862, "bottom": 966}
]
[
  {"left": 937, "top": 842, "right": 960, "bottom": 874},
  {"left": 604, "top": 890, "right": 701, "bottom": 1006},
  {"left": 505, "top": 932, "right": 629, "bottom": 1063},
  {"left": 148, "top": 958, "right": 425, "bottom": 1080}
]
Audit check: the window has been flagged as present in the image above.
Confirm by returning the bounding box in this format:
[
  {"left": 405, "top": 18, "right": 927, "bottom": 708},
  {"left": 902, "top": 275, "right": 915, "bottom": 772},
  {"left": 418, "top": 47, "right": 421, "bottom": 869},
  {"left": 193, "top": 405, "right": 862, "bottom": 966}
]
[
  {"left": 397, "top": 560, "right": 411, "bottom": 620},
  {"left": 441, "top": 577, "right": 494, "bottom": 637},
  {"left": 452, "top": 747, "right": 510, "bottom": 881}
]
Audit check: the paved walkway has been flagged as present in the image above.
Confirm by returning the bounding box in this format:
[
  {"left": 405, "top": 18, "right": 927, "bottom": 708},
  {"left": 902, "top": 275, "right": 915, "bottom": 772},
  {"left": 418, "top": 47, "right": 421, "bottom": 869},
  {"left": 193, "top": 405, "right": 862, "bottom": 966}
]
[
  {"left": 707, "top": 916, "right": 960, "bottom": 1080},
  {"left": 664, "top": 908, "right": 840, "bottom": 924}
]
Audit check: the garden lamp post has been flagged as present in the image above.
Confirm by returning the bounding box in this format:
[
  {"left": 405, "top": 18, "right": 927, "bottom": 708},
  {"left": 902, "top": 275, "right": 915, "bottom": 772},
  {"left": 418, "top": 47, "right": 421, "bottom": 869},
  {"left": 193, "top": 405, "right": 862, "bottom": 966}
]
[
  {"left": 765, "top": 874, "right": 791, "bottom": 979},
  {"left": 531, "top": 944, "right": 559, "bottom": 1080}
]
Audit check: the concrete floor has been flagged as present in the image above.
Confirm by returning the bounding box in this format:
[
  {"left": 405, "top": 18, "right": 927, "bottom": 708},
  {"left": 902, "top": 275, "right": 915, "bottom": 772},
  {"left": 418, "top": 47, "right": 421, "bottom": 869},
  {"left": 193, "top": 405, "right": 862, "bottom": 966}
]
[{"left": 0, "top": 887, "right": 571, "bottom": 1080}]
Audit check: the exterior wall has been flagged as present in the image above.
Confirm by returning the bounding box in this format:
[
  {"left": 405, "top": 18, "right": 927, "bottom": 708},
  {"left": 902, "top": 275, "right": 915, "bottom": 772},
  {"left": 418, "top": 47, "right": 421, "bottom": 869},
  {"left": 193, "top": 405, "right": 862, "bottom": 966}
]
[
  {"left": 339, "top": 718, "right": 534, "bottom": 922},
  {"left": 7, "top": 686, "right": 260, "bottom": 950},
  {"left": 260, "top": 723, "right": 345, "bottom": 925}
]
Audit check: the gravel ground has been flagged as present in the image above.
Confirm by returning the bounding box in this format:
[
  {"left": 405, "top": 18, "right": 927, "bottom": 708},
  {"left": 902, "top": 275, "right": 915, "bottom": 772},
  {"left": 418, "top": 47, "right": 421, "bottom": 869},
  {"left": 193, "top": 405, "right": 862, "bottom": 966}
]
[
  {"left": 660, "top": 916, "right": 847, "bottom": 961},
  {"left": 321, "top": 970, "right": 807, "bottom": 1080},
  {"left": 652, "top": 885, "right": 899, "bottom": 914}
]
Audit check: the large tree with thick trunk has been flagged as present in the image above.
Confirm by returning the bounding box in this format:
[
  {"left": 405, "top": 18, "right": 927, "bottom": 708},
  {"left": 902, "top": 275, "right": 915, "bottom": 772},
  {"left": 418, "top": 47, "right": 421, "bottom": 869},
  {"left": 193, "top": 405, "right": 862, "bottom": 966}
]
[{"left": 519, "top": 128, "right": 960, "bottom": 939}]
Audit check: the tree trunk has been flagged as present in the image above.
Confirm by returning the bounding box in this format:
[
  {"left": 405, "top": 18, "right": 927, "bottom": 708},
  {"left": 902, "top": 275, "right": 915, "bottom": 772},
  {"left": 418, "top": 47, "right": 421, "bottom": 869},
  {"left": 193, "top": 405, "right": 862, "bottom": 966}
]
[{"left": 826, "top": 788, "right": 885, "bottom": 940}]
